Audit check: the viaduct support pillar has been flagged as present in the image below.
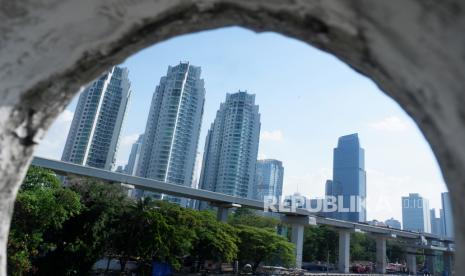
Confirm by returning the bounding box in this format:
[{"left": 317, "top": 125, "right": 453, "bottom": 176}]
[
  {"left": 426, "top": 250, "right": 436, "bottom": 275},
  {"left": 212, "top": 203, "right": 241, "bottom": 222},
  {"left": 406, "top": 248, "right": 417, "bottom": 275},
  {"left": 338, "top": 230, "right": 350, "bottom": 273},
  {"left": 216, "top": 207, "right": 229, "bottom": 222},
  {"left": 443, "top": 251, "right": 453, "bottom": 275},
  {"left": 291, "top": 224, "right": 304, "bottom": 269},
  {"left": 375, "top": 237, "right": 387, "bottom": 273},
  {"left": 281, "top": 215, "right": 316, "bottom": 269}
]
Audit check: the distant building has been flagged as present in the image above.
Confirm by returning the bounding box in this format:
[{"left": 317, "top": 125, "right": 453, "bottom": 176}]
[
  {"left": 115, "top": 166, "right": 124, "bottom": 173},
  {"left": 430, "top": 209, "right": 443, "bottom": 236},
  {"left": 402, "top": 193, "right": 431, "bottom": 233},
  {"left": 441, "top": 192, "right": 454, "bottom": 238},
  {"left": 327, "top": 133, "right": 367, "bottom": 222},
  {"left": 309, "top": 198, "right": 325, "bottom": 214},
  {"left": 62, "top": 66, "right": 131, "bottom": 170},
  {"left": 199, "top": 91, "right": 260, "bottom": 199},
  {"left": 368, "top": 220, "right": 387, "bottom": 227},
  {"left": 124, "top": 134, "right": 144, "bottom": 175},
  {"left": 188, "top": 151, "right": 202, "bottom": 209},
  {"left": 439, "top": 208, "right": 445, "bottom": 237},
  {"left": 191, "top": 151, "right": 202, "bottom": 189},
  {"left": 136, "top": 62, "right": 205, "bottom": 207},
  {"left": 385, "top": 218, "right": 401, "bottom": 229},
  {"left": 254, "top": 159, "right": 284, "bottom": 201}
]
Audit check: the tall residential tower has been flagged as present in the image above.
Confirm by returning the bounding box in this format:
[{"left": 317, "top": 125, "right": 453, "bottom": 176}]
[
  {"left": 62, "top": 66, "right": 131, "bottom": 170},
  {"left": 136, "top": 62, "right": 205, "bottom": 206},
  {"left": 199, "top": 91, "right": 260, "bottom": 199}
]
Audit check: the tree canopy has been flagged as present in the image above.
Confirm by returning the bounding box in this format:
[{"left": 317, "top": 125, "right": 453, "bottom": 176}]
[
  {"left": 8, "top": 167, "right": 81, "bottom": 275},
  {"left": 9, "top": 168, "right": 395, "bottom": 275}
]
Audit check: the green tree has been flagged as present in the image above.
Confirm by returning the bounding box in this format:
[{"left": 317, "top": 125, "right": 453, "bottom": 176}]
[
  {"left": 350, "top": 233, "right": 376, "bottom": 262},
  {"left": 192, "top": 211, "right": 238, "bottom": 264},
  {"left": 21, "top": 166, "right": 61, "bottom": 190},
  {"left": 8, "top": 167, "right": 81, "bottom": 275},
  {"left": 109, "top": 199, "right": 239, "bottom": 272},
  {"left": 33, "top": 177, "right": 130, "bottom": 275},
  {"left": 229, "top": 208, "right": 280, "bottom": 229},
  {"left": 236, "top": 225, "right": 295, "bottom": 271},
  {"left": 387, "top": 241, "right": 406, "bottom": 263},
  {"left": 152, "top": 201, "right": 200, "bottom": 269},
  {"left": 302, "top": 225, "right": 338, "bottom": 264},
  {"left": 109, "top": 197, "right": 172, "bottom": 272}
]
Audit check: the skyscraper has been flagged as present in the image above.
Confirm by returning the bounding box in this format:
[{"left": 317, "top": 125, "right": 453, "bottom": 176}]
[
  {"left": 62, "top": 66, "right": 131, "bottom": 170},
  {"left": 254, "top": 159, "right": 284, "bottom": 201},
  {"left": 329, "top": 133, "right": 367, "bottom": 222},
  {"left": 402, "top": 193, "right": 431, "bottom": 233},
  {"left": 136, "top": 62, "right": 205, "bottom": 206},
  {"left": 441, "top": 192, "right": 454, "bottom": 238},
  {"left": 430, "top": 208, "right": 443, "bottom": 236},
  {"left": 124, "top": 134, "right": 144, "bottom": 175},
  {"left": 199, "top": 91, "right": 260, "bottom": 199}
]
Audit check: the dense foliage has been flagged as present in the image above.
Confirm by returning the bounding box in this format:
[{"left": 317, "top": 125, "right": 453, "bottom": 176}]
[
  {"left": 7, "top": 168, "right": 294, "bottom": 275},
  {"left": 302, "top": 226, "right": 408, "bottom": 265},
  {"left": 8, "top": 167, "right": 82, "bottom": 275},
  {"left": 9, "top": 167, "right": 408, "bottom": 275},
  {"left": 302, "top": 225, "right": 338, "bottom": 264}
]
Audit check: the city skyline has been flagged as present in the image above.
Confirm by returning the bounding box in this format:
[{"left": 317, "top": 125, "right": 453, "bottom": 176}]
[{"left": 36, "top": 27, "right": 448, "bottom": 222}]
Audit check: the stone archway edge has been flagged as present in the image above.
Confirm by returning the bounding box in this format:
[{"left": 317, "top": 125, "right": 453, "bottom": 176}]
[{"left": 1, "top": 1, "right": 465, "bottom": 275}]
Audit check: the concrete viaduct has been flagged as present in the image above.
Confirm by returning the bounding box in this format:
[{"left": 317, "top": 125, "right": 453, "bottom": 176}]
[{"left": 32, "top": 157, "right": 454, "bottom": 274}]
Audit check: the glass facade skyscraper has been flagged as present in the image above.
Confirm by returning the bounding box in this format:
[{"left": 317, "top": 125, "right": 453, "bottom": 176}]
[
  {"left": 136, "top": 62, "right": 205, "bottom": 206},
  {"left": 254, "top": 159, "right": 284, "bottom": 201},
  {"left": 62, "top": 66, "right": 131, "bottom": 170},
  {"left": 430, "top": 208, "right": 443, "bottom": 236},
  {"left": 327, "top": 133, "right": 366, "bottom": 222},
  {"left": 441, "top": 192, "right": 454, "bottom": 238},
  {"left": 124, "top": 134, "right": 144, "bottom": 175},
  {"left": 199, "top": 91, "right": 260, "bottom": 199},
  {"left": 402, "top": 193, "right": 431, "bottom": 233}
]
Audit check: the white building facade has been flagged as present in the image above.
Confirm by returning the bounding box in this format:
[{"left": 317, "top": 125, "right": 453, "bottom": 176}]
[
  {"left": 62, "top": 66, "right": 131, "bottom": 170},
  {"left": 199, "top": 91, "right": 260, "bottom": 199},
  {"left": 136, "top": 62, "right": 205, "bottom": 206}
]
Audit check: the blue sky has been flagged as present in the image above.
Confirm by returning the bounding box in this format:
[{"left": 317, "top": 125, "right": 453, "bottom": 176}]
[{"left": 36, "top": 27, "right": 447, "bottom": 223}]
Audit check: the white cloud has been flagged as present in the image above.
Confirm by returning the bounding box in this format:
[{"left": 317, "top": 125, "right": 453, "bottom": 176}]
[
  {"left": 55, "top": 109, "right": 74, "bottom": 124},
  {"left": 258, "top": 153, "right": 267, "bottom": 159},
  {"left": 260, "top": 130, "right": 284, "bottom": 142},
  {"left": 283, "top": 168, "right": 331, "bottom": 198},
  {"left": 35, "top": 109, "right": 74, "bottom": 159},
  {"left": 115, "top": 133, "right": 142, "bottom": 166},
  {"left": 120, "top": 133, "right": 140, "bottom": 146},
  {"left": 368, "top": 116, "right": 410, "bottom": 132}
]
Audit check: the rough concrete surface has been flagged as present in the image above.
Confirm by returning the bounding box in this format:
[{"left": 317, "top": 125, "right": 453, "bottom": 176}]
[{"left": 1, "top": 0, "right": 465, "bottom": 274}]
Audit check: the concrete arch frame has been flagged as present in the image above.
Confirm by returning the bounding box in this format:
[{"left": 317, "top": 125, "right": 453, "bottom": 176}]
[{"left": 1, "top": 0, "right": 464, "bottom": 274}]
